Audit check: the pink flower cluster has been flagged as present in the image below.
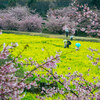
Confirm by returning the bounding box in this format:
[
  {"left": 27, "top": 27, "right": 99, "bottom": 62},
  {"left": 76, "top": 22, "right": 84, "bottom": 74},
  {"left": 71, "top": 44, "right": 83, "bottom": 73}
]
[
  {"left": 46, "top": 7, "right": 77, "bottom": 34},
  {"left": 46, "top": 0, "right": 100, "bottom": 36},
  {"left": 0, "top": 6, "right": 43, "bottom": 32},
  {"left": 0, "top": 44, "right": 60, "bottom": 99},
  {"left": 19, "top": 15, "right": 43, "bottom": 32},
  {"left": 0, "top": 43, "right": 18, "bottom": 59},
  {"left": 71, "top": 0, "right": 100, "bottom": 35},
  {"left": 0, "top": 43, "right": 100, "bottom": 100},
  {"left": 87, "top": 47, "right": 100, "bottom": 67}
]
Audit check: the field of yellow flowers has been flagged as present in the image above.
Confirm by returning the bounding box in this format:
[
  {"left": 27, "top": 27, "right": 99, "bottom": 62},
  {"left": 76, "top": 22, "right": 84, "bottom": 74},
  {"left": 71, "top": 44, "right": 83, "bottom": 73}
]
[{"left": 0, "top": 33, "right": 100, "bottom": 99}]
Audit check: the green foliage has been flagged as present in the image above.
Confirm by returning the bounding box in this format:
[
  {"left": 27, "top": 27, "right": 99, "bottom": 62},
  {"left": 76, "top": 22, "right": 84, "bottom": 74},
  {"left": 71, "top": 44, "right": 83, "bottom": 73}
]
[
  {"left": 0, "top": 55, "right": 12, "bottom": 66},
  {"left": 8, "top": 0, "right": 16, "bottom": 7},
  {"left": 1, "top": 0, "right": 99, "bottom": 16},
  {"left": 21, "top": 93, "right": 39, "bottom": 100},
  {"left": 22, "top": 92, "right": 64, "bottom": 100},
  {"left": 27, "top": 0, "right": 37, "bottom": 7},
  {"left": 91, "top": 0, "right": 100, "bottom": 9},
  {"left": 0, "top": 4, "right": 6, "bottom": 9}
]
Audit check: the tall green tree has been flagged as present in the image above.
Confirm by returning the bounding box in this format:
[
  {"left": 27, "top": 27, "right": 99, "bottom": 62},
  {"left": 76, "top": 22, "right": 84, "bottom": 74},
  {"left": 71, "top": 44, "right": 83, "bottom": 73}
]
[
  {"left": 8, "top": 0, "right": 16, "bottom": 7},
  {"left": 91, "top": 0, "right": 100, "bottom": 9},
  {"left": 27, "top": 0, "right": 36, "bottom": 7}
]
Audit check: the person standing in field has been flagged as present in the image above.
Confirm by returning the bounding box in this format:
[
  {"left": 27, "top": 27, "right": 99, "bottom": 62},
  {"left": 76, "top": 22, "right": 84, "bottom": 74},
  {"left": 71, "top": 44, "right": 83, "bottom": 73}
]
[
  {"left": 63, "top": 25, "right": 69, "bottom": 37},
  {"left": 65, "top": 27, "right": 69, "bottom": 37},
  {"left": 0, "top": 29, "right": 2, "bottom": 35}
]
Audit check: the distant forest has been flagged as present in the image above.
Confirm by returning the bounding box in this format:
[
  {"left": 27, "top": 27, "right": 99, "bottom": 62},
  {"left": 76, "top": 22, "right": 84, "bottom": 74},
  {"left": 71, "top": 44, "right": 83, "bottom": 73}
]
[{"left": 0, "top": 0, "right": 100, "bottom": 16}]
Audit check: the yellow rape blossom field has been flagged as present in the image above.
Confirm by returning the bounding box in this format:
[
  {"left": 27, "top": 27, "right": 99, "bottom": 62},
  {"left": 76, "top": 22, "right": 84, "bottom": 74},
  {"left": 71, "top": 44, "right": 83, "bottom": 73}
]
[{"left": 0, "top": 33, "right": 100, "bottom": 99}]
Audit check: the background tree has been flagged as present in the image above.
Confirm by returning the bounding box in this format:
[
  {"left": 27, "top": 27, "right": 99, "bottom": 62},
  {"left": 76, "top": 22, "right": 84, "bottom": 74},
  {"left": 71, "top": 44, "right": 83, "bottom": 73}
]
[
  {"left": 0, "top": 0, "right": 100, "bottom": 16},
  {"left": 8, "top": 0, "right": 16, "bottom": 7},
  {"left": 91, "top": 0, "right": 100, "bottom": 9},
  {"left": 27, "top": 0, "right": 36, "bottom": 7}
]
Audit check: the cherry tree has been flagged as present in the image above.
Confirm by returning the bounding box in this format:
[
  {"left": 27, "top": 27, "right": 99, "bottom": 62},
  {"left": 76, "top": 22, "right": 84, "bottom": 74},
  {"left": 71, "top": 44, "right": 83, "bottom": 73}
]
[
  {"left": 46, "top": 7, "right": 77, "bottom": 34},
  {"left": 71, "top": 0, "right": 100, "bottom": 36},
  {"left": 46, "top": 0, "right": 100, "bottom": 36},
  {"left": 0, "top": 6, "right": 43, "bottom": 32}
]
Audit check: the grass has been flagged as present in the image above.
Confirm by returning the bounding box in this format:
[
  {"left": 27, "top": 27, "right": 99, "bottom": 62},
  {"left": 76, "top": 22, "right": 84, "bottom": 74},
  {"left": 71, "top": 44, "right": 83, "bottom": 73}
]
[
  {"left": 0, "top": 32, "right": 100, "bottom": 99},
  {"left": 3, "top": 30, "right": 100, "bottom": 42}
]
